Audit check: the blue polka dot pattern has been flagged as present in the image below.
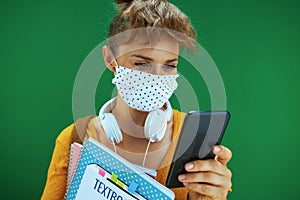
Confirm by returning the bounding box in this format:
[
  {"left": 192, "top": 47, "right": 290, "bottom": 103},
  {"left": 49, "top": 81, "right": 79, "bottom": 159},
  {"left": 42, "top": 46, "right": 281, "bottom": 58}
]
[
  {"left": 112, "top": 65, "right": 179, "bottom": 112},
  {"left": 65, "top": 138, "right": 174, "bottom": 200}
]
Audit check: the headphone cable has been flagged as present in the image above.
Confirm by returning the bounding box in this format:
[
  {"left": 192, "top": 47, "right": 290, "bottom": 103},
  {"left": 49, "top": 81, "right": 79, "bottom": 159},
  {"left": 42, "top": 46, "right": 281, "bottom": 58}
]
[{"left": 142, "top": 140, "right": 152, "bottom": 166}]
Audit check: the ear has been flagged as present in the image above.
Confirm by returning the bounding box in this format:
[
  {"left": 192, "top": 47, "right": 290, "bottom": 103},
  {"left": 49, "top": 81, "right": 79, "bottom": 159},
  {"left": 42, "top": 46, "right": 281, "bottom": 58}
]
[{"left": 102, "top": 45, "right": 116, "bottom": 72}]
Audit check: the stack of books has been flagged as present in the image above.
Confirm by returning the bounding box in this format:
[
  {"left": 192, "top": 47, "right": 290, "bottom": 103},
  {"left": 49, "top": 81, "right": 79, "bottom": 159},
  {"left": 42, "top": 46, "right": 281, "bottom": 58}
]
[{"left": 65, "top": 138, "right": 175, "bottom": 200}]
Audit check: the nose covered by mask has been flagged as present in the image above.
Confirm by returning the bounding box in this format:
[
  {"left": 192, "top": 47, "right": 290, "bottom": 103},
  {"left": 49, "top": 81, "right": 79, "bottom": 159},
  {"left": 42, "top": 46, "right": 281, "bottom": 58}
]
[{"left": 112, "top": 65, "right": 179, "bottom": 112}]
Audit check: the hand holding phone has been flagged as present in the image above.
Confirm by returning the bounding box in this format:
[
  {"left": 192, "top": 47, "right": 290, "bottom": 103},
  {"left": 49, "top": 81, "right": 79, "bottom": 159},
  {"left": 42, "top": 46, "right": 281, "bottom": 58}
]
[{"left": 166, "top": 111, "right": 230, "bottom": 188}]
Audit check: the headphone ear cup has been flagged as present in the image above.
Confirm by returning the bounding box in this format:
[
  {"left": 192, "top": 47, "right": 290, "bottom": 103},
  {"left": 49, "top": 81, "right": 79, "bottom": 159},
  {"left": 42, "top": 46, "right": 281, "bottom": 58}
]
[
  {"left": 100, "top": 113, "right": 123, "bottom": 144},
  {"left": 144, "top": 109, "right": 167, "bottom": 142}
]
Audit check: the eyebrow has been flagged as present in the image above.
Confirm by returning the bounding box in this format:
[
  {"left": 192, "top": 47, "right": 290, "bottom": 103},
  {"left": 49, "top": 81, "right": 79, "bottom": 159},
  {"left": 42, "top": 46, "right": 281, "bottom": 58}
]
[{"left": 131, "top": 54, "right": 178, "bottom": 63}]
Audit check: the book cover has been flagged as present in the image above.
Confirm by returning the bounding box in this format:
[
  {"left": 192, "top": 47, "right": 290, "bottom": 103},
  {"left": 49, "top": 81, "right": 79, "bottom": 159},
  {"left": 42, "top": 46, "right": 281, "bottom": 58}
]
[
  {"left": 66, "top": 138, "right": 175, "bottom": 200},
  {"left": 75, "top": 164, "right": 146, "bottom": 200}
]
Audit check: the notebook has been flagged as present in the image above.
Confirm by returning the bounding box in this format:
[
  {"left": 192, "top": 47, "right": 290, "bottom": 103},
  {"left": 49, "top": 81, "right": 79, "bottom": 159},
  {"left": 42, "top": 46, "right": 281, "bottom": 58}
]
[
  {"left": 65, "top": 138, "right": 175, "bottom": 200},
  {"left": 67, "top": 142, "right": 83, "bottom": 191}
]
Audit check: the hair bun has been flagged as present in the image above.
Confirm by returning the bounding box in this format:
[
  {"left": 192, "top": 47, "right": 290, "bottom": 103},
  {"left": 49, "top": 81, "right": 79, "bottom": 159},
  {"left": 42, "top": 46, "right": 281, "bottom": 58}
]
[
  {"left": 115, "top": 0, "right": 134, "bottom": 10},
  {"left": 116, "top": 0, "right": 134, "bottom": 4}
]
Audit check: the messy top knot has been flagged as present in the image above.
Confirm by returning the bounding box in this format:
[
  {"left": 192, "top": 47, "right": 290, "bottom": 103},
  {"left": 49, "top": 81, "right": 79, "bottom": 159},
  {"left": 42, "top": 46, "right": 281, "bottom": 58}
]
[
  {"left": 116, "top": 0, "right": 133, "bottom": 3},
  {"left": 115, "top": 0, "right": 134, "bottom": 10},
  {"left": 109, "top": 0, "right": 197, "bottom": 53},
  {"left": 116, "top": 0, "right": 134, "bottom": 4}
]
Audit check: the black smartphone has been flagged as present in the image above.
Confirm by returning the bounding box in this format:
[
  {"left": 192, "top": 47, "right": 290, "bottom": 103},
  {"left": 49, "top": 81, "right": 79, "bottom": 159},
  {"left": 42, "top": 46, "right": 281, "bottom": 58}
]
[{"left": 166, "top": 111, "right": 230, "bottom": 188}]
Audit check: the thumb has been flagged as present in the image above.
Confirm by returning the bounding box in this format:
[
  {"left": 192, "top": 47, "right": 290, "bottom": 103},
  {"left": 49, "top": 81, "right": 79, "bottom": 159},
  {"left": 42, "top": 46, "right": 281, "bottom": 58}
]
[{"left": 213, "top": 145, "right": 232, "bottom": 165}]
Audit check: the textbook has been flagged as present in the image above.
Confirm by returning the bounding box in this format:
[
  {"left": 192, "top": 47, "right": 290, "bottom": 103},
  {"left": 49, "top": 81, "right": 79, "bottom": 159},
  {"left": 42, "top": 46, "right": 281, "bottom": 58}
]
[
  {"left": 65, "top": 138, "right": 175, "bottom": 200},
  {"left": 75, "top": 164, "right": 147, "bottom": 200}
]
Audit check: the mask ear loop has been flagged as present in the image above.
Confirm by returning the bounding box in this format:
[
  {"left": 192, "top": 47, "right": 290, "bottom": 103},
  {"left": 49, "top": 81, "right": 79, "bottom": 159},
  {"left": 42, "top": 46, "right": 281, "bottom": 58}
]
[
  {"left": 142, "top": 140, "right": 152, "bottom": 166},
  {"left": 111, "top": 56, "right": 120, "bottom": 74},
  {"left": 112, "top": 56, "right": 119, "bottom": 67}
]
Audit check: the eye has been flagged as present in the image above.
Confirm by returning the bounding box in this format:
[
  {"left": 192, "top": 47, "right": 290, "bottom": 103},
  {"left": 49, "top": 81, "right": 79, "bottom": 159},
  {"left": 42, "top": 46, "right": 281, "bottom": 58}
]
[
  {"left": 163, "top": 64, "right": 177, "bottom": 70},
  {"left": 134, "top": 62, "right": 152, "bottom": 69}
]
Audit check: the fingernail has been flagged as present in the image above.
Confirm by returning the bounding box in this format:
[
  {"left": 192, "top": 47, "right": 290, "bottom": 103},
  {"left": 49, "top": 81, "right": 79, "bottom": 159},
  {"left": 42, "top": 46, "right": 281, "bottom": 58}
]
[
  {"left": 214, "top": 146, "right": 221, "bottom": 152},
  {"left": 178, "top": 174, "right": 186, "bottom": 180},
  {"left": 186, "top": 163, "right": 194, "bottom": 170}
]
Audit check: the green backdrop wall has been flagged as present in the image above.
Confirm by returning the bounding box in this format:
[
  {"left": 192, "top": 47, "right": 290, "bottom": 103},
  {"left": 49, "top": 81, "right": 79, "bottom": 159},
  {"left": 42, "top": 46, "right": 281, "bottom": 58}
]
[{"left": 0, "top": 0, "right": 299, "bottom": 199}]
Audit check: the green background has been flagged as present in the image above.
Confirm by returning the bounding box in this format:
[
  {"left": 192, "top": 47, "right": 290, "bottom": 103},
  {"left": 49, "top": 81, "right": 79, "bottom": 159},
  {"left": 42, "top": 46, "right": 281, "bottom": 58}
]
[{"left": 1, "top": 0, "right": 299, "bottom": 199}]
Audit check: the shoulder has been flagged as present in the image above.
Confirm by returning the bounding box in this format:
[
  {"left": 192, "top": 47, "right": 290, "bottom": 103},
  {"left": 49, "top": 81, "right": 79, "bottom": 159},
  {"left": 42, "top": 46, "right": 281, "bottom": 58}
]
[
  {"left": 55, "top": 123, "right": 75, "bottom": 147},
  {"left": 172, "top": 109, "right": 186, "bottom": 137},
  {"left": 56, "top": 116, "right": 98, "bottom": 146},
  {"left": 172, "top": 109, "right": 186, "bottom": 121}
]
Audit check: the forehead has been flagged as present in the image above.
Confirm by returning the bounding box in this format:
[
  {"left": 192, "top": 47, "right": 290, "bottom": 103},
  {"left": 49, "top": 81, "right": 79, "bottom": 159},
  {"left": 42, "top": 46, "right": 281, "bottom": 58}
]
[{"left": 113, "top": 32, "right": 180, "bottom": 58}]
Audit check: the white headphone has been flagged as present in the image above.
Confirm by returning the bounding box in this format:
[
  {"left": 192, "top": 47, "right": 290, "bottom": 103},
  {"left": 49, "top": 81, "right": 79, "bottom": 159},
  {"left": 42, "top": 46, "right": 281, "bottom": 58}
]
[{"left": 99, "top": 97, "right": 172, "bottom": 144}]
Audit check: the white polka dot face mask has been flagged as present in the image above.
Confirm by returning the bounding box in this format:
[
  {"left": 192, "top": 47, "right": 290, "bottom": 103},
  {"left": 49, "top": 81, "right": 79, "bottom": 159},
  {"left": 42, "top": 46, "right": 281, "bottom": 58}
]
[{"left": 112, "top": 65, "right": 179, "bottom": 112}]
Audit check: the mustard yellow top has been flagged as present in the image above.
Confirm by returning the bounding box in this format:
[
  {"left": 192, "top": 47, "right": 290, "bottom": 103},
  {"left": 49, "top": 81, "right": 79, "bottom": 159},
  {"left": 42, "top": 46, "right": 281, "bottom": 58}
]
[{"left": 41, "top": 110, "right": 188, "bottom": 200}]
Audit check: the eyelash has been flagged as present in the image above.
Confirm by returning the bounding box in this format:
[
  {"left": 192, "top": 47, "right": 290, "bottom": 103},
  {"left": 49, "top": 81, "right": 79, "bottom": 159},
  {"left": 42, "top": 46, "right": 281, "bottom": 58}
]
[
  {"left": 134, "top": 63, "right": 177, "bottom": 69},
  {"left": 165, "top": 65, "right": 177, "bottom": 69},
  {"left": 135, "top": 63, "right": 151, "bottom": 68}
]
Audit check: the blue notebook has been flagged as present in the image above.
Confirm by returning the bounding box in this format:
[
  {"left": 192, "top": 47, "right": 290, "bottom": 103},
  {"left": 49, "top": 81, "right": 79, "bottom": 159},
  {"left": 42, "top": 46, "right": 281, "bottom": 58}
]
[{"left": 65, "top": 138, "right": 175, "bottom": 200}]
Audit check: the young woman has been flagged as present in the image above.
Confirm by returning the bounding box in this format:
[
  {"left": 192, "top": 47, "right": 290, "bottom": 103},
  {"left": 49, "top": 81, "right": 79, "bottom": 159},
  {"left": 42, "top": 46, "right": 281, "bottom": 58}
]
[{"left": 41, "top": 0, "right": 232, "bottom": 199}]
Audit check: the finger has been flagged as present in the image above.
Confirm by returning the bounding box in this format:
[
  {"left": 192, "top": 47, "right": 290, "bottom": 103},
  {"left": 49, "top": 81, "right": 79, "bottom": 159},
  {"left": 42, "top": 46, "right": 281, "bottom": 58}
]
[
  {"left": 184, "top": 183, "right": 228, "bottom": 199},
  {"left": 213, "top": 145, "right": 232, "bottom": 165},
  {"left": 178, "top": 172, "right": 229, "bottom": 188},
  {"left": 184, "top": 159, "right": 227, "bottom": 176}
]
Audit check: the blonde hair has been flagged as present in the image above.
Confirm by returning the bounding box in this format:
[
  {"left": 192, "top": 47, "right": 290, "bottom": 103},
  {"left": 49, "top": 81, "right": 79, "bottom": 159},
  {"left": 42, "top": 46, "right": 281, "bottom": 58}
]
[{"left": 108, "top": 0, "right": 197, "bottom": 53}]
